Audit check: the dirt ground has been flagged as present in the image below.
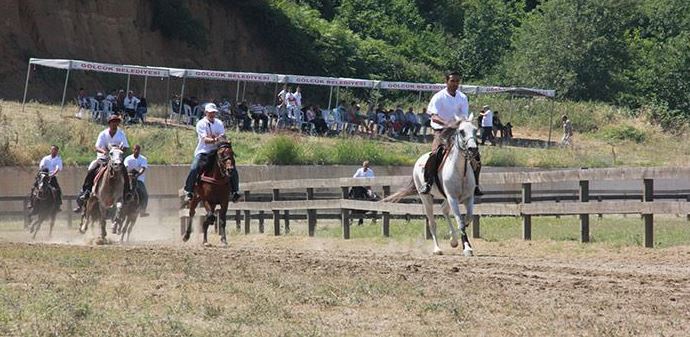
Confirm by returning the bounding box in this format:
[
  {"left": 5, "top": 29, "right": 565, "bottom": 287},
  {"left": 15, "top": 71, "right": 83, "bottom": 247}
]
[{"left": 1, "top": 217, "right": 689, "bottom": 337}]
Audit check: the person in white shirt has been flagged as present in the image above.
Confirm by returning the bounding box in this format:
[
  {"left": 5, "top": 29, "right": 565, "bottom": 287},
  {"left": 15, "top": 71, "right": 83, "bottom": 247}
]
[
  {"left": 124, "top": 144, "right": 149, "bottom": 217},
  {"left": 479, "top": 105, "right": 495, "bottom": 145},
  {"left": 123, "top": 91, "right": 140, "bottom": 121},
  {"left": 31, "top": 145, "right": 64, "bottom": 212},
  {"left": 277, "top": 84, "right": 289, "bottom": 106},
  {"left": 74, "top": 114, "right": 131, "bottom": 212},
  {"left": 285, "top": 90, "right": 300, "bottom": 122},
  {"left": 422, "top": 71, "right": 483, "bottom": 195},
  {"left": 183, "top": 103, "right": 240, "bottom": 202},
  {"left": 293, "top": 85, "right": 302, "bottom": 109},
  {"left": 352, "top": 161, "right": 376, "bottom": 199}
]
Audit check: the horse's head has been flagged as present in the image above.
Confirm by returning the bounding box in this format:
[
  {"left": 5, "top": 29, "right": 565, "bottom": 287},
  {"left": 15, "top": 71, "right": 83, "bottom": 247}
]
[
  {"left": 108, "top": 144, "right": 124, "bottom": 170},
  {"left": 216, "top": 141, "right": 235, "bottom": 177},
  {"left": 35, "top": 170, "right": 51, "bottom": 199},
  {"left": 451, "top": 113, "right": 478, "bottom": 151}
]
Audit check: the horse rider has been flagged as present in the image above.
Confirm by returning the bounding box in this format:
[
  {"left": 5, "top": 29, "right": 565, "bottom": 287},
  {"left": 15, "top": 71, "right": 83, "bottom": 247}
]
[
  {"left": 420, "top": 70, "right": 483, "bottom": 196},
  {"left": 29, "top": 145, "right": 64, "bottom": 213},
  {"left": 352, "top": 160, "right": 376, "bottom": 199},
  {"left": 123, "top": 144, "right": 149, "bottom": 217},
  {"left": 73, "top": 114, "right": 131, "bottom": 213},
  {"left": 183, "top": 103, "right": 241, "bottom": 203}
]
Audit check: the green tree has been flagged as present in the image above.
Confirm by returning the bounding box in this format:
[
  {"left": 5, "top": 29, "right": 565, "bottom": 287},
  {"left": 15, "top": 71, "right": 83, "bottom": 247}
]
[{"left": 502, "top": 0, "right": 636, "bottom": 100}]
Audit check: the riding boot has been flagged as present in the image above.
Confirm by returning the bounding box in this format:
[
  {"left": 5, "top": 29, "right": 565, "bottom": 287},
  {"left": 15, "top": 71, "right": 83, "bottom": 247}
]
[
  {"left": 420, "top": 146, "right": 443, "bottom": 194},
  {"left": 230, "top": 168, "right": 240, "bottom": 202},
  {"left": 73, "top": 189, "right": 90, "bottom": 213},
  {"left": 470, "top": 148, "right": 483, "bottom": 196}
]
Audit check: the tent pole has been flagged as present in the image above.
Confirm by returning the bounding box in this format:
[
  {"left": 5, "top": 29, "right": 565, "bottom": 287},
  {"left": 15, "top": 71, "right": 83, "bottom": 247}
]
[
  {"left": 235, "top": 80, "right": 240, "bottom": 103},
  {"left": 335, "top": 86, "right": 340, "bottom": 108},
  {"left": 547, "top": 98, "right": 554, "bottom": 148},
  {"left": 273, "top": 82, "right": 278, "bottom": 105},
  {"left": 178, "top": 76, "right": 186, "bottom": 123},
  {"left": 60, "top": 61, "right": 72, "bottom": 111},
  {"left": 126, "top": 74, "right": 131, "bottom": 94},
  {"left": 143, "top": 76, "right": 148, "bottom": 97},
  {"left": 242, "top": 81, "right": 246, "bottom": 101},
  {"left": 166, "top": 76, "right": 170, "bottom": 119},
  {"left": 327, "top": 86, "right": 333, "bottom": 110},
  {"left": 21, "top": 62, "right": 32, "bottom": 113}
]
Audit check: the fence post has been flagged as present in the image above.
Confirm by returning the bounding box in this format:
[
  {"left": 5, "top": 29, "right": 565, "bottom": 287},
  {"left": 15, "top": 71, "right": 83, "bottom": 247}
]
[
  {"left": 284, "top": 210, "right": 290, "bottom": 234},
  {"left": 306, "top": 188, "right": 316, "bottom": 237},
  {"left": 382, "top": 185, "right": 391, "bottom": 237},
  {"left": 66, "top": 198, "right": 73, "bottom": 228},
  {"left": 643, "top": 179, "right": 654, "bottom": 248},
  {"left": 597, "top": 196, "right": 603, "bottom": 219},
  {"left": 233, "top": 210, "right": 240, "bottom": 231},
  {"left": 243, "top": 191, "right": 251, "bottom": 235},
  {"left": 258, "top": 210, "right": 265, "bottom": 233},
  {"left": 579, "top": 180, "right": 590, "bottom": 243},
  {"left": 522, "top": 183, "right": 532, "bottom": 240},
  {"left": 23, "top": 196, "right": 30, "bottom": 229},
  {"left": 686, "top": 195, "right": 689, "bottom": 222},
  {"left": 341, "top": 186, "right": 350, "bottom": 240},
  {"left": 272, "top": 189, "right": 280, "bottom": 236}
]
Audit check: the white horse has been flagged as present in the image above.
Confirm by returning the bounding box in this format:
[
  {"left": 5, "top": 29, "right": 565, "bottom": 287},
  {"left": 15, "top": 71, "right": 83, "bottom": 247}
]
[{"left": 384, "top": 115, "right": 478, "bottom": 256}]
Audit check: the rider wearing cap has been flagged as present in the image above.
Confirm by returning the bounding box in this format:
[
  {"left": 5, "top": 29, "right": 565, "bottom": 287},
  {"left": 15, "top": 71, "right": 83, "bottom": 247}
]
[
  {"left": 73, "top": 114, "right": 131, "bottom": 212},
  {"left": 421, "top": 71, "right": 483, "bottom": 196},
  {"left": 183, "top": 103, "right": 240, "bottom": 202}
]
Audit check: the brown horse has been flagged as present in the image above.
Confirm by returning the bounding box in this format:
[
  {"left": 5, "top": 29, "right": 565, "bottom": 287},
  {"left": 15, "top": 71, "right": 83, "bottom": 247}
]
[
  {"left": 113, "top": 169, "right": 141, "bottom": 243},
  {"left": 27, "top": 170, "right": 59, "bottom": 239},
  {"left": 182, "top": 142, "right": 236, "bottom": 246},
  {"left": 79, "top": 146, "right": 126, "bottom": 244}
]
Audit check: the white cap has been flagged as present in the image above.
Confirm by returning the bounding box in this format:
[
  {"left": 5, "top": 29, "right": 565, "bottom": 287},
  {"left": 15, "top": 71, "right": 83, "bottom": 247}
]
[{"left": 205, "top": 103, "right": 219, "bottom": 113}]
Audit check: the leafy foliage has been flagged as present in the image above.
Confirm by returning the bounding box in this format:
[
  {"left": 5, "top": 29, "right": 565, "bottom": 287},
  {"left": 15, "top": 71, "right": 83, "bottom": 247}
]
[{"left": 151, "top": 0, "right": 207, "bottom": 49}]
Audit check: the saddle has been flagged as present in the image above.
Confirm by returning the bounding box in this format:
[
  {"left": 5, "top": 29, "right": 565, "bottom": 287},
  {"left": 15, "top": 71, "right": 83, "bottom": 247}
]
[
  {"left": 198, "top": 151, "right": 230, "bottom": 186},
  {"left": 91, "top": 165, "right": 109, "bottom": 194}
]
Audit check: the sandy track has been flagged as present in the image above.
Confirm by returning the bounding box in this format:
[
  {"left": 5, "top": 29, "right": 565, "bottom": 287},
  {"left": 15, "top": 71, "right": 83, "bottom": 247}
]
[{"left": 1, "top": 222, "right": 689, "bottom": 336}]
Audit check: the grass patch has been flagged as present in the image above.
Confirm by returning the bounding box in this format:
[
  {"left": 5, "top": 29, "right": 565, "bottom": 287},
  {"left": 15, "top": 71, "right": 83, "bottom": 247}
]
[{"left": 599, "top": 124, "right": 647, "bottom": 143}]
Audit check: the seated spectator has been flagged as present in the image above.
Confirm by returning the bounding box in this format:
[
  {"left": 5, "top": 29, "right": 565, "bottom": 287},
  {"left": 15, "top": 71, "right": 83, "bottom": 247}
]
[
  {"left": 136, "top": 97, "right": 148, "bottom": 124},
  {"left": 393, "top": 106, "right": 406, "bottom": 136},
  {"left": 249, "top": 103, "right": 269, "bottom": 132},
  {"left": 116, "top": 89, "right": 126, "bottom": 113},
  {"left": 313, "top": 106, "right": 329, "bottom": 135},
  {"left": 492, "top": 110, "right": 505, "bottom": 140},
  {"left": 365, "top": 104, "right": 378, "bottom": 135},
  {"left": 106, "top": 90, "right": 117, "bottom": 106},
  {"left": 352, "top": 160, "right": 376, "bottom": 199},
  {"left": 405, "top": 107, "right": 421, "bottom": 136},
  {"left": 123, "top": 91, "right": 140, "bottom": 123},
  {"left": 376, "top": 107, "right": 387, "bottom": 135},
  {"left": 236, "top": 101, "right": 252, "bottom": 131},
  {"left": 75, "top": 87, "right": 90, "bottom": 118}
]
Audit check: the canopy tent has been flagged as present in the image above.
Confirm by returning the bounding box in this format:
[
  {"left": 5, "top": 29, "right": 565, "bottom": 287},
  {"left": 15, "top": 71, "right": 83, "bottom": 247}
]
[{"left": 22, "top": 58, "right": 170, "bottom": 112}]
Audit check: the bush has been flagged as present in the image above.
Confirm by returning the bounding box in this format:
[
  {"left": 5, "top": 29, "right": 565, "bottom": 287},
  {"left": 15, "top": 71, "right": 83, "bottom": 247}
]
[
  {"left": 599, "top": 125, "right": 647, "bottom": 143},
  {"left": 254, "top": 135, "right": 304, "bottom": 165}
]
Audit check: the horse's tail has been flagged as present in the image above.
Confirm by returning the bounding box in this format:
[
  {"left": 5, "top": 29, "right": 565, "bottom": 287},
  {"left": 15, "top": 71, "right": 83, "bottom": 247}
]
[{"left": 381, "top": 178, "right": 417, "bottom": 203}]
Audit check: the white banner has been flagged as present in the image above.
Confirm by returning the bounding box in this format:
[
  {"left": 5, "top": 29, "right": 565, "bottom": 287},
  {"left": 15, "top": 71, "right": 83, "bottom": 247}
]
[
  {"left": 29, "top": 58, "right": 71, "bottom": 69},
  {"left": 70, "top": 60, "right": 169, "bottom": 77},
  {"left": 183, "top": 69, "right": 277, "bottom": 82},
  {"left": 286, "top": 75, "right": 374, "bottom": 88}
]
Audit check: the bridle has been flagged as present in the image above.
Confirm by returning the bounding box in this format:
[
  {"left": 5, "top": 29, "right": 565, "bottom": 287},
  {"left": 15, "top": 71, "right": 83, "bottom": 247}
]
[
  {"left": 216, "top": 143, "right": 235, "bottom": 178},
  {"left": 452, "top": 121, "right": 478, "bottom": 178}
]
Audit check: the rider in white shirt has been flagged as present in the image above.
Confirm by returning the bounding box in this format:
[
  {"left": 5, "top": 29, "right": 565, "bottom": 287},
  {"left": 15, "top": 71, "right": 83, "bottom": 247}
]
[
  {"left": 183, "top": 103, "right": 240, "bottom": 202},
  {"left": 124, "top": 144, "right": 149, "bottom": 217},
  {"left": 74, "top": 114, "right": 131, "bottom": 212},
  {"left": 31, "top": 145, "right": 64, "bottom": 212},
  {"left": 422, "top": 71, "right": 482, "bottom": 195}
]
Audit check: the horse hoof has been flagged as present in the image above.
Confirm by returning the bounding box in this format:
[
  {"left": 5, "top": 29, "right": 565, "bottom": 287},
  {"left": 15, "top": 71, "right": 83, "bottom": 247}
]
[
  {"left": 95, "top": 237, "right": 106, "bottom": 245},
  {"left": 203, "top": 242, "right": 212, "bottom": 247},
  {"left": 450, "top": 239, "right": 459, "bottom": 248},
  {"left": 182, "top": 233, "right": 190, "bottom": 242},
  {"left": 433, "top": 249, "right": 443, "bottom": 256},
  {"left": 463, "top": 248, "right": 474, "bottom": 257}
]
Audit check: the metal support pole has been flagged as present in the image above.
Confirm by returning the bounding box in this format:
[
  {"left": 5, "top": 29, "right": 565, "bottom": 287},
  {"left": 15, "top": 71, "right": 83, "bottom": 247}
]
[
  {"left": 547, "top": 99, "right": 555, "bottom": 147},
  {"left": 178, "top": 76, "right": 186, "bottom": 123},
  {"left": 126, "top": 74, "right": 131, "bottom": 94},
  {"left": 327, "top": 86, "right": 334, "bottom": 110},
  {"left": 335, "top": 86, "right": 340, "bottom": 108},
  {"left": 236, "top": 80, "right": 241, "bottom": 103},
  {"left": 143, "top": 76, "right": 148, "bottom": 97},
  {"left": 60, "top": 61, "right": 72, "bottom": 111},
  {"left": 241, "top": 81, "right": 247, "bottom": 101},
  {"left": 21, "top": 62, "right": 32, "bottom": 112}
]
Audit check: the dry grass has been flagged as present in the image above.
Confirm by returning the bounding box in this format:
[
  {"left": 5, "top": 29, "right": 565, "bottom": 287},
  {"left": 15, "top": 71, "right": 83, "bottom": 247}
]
[{"left": 0, "top": 215, "right": 689, "bottom": 337}]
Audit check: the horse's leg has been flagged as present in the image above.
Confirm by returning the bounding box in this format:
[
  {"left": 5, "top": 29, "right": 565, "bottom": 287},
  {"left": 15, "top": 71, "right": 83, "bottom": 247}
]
[
  {"left": 98, "top": 205, "right": 108, "bottom": 244},
  {"left": 126, "top": 215, "right": 137, "bottom": 242},
  {"left": 420, "top": 193, "right": 442, "bottom": 255},
  {"left": 119, "top": 215, "right": 128, "bottom": 243},
  {"left": 202, "top": 201, "right": 214, "bottom": 246},
  {"left": 461, "top": 197, "right": 475, "bottom": 256},
  {"left": 219, "top": 203, "right": 228, "bottom": 246},
  {"left": 49, "top": 211, "right": 56, "bottom": 238},
  {"left": 30, "top": 216, "right": 42, "bottom": 239},
  {"left": 183, "top": 198, "right": 198, "bottom": 242},
  {"left": 441, "top": 200, "right": 459, "bottom": 249}
]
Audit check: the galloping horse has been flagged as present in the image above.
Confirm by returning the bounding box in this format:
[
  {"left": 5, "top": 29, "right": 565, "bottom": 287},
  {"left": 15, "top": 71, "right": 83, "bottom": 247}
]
[
  {"left": 384, "top": 115, "right": 478, "bottom": 256},
  {"left": 182, "top": 142, "right": 236, "bottom": 246},
  {"left": 27, "top": 170, "right": 59, "bottom": 239},
  {"left": 112, "top": 169, "right": 141, "bottom": 243},
  {"left": 79, "top": 145, "right": 127, "bottom": 244}
]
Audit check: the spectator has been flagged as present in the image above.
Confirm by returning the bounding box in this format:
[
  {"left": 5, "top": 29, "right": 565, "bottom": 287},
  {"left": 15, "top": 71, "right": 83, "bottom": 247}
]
[
  {"left": 293, "top": 85, "right": 303, "bottom": 109},
  {"left": 249, "top": 103, "right": 269, "bottom": 132},
  {"left": 365, "top": 103, "right": 378, "bottom": 135},
  {"left": 561, "top": 115, "right": 573, "bottom": 146},
  {"left": 116, "top": 89, "right": 126, "bottom": 113},
  {"left": 405, "top": 107, "right": 421, "bottom": 136},
  {"left": 417, "top": 107, "right": 430, "bottom": 137},
  {"left": 376, "top": 106, "right": 387, "bottom": 135},
  {"left": 277, "top": 84, "right": 289, "bottom": 106},
  {"left": 492, "top": 110, "right": 504, "bottom": 140},
  {"left": 236, "top": 101, "right": 251, "bottom": 131},
  {"left": 352, "top": 160, "right": 375, "bottom": 199},
  {"left": 479, "top": 105, "right": 495, "bottom": 146},
  {"left": 313, "top": 105, "right": 329, "bottom": 135},
  {"left": 76, "top": 88, "right": 89, "bottom": 118},
  {"left": 123, "top": 91, "right": 140, "bottom": 123},
  {"left": 136, "top": 97, "right": 148, "bottom": 124}
]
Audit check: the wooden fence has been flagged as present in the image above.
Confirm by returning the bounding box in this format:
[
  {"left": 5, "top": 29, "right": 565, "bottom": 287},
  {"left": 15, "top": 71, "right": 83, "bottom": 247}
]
[{"left": 177, "top": 167, "right": 690, "bottom": 248}]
